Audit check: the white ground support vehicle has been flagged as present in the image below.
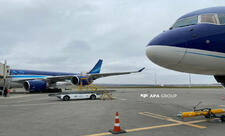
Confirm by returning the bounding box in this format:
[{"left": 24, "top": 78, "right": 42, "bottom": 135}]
[{"left": 51, "top": 91, "right": 106, "bottom": 101}]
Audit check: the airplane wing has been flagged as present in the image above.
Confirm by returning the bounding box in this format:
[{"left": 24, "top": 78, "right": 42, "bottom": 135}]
[
  {"left": 43, "top": 67, "right": 145, "bottom": 82},
  {"left": 43, "top": 75, "right": 74, "bottom": 83},
  {"left": 89, "top": 67, "right": 145, "bottom": 80},
  {"left": 10, "top": 67, "right": 145, "bottom": 84}
]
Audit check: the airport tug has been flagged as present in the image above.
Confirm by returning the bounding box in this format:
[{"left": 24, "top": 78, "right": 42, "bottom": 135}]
[{"left": 177, "top": 102, "right": 225, "bottom": 122}]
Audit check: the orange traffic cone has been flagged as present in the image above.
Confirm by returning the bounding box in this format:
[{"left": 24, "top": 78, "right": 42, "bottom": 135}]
[{"left": 109, "top": 112, "right": 126, "bottom": 134}]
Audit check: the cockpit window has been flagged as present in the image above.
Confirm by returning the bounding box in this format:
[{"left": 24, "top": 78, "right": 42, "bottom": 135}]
[
  {"left": 171, "top": 13, "right": 225, "bottom": 30},
  {"left": 172, "top": 16, "right": 198, "bottom": 29},
  {"left": 218, "top": 14, "right": 225, "bottom": 24},
  {"left": 198, "top": 14, "right": 218, "bottom": 24}
]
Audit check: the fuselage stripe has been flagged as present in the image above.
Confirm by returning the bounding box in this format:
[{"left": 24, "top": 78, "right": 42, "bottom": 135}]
[{"left": 186, "top": 51, "right": 225, "bottom": 59}]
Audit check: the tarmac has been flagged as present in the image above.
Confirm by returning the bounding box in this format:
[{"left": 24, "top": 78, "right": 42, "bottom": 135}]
[{"left": 0, "top": 88, "right": 225, "bottom": 136}]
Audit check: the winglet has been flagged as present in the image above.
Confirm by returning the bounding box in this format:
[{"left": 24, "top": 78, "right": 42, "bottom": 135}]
[
  {"left": 88, "top": 59, "right": 103, "bottom": 74},
  {"left": 138, "top": 67, "right": 145, "bottom": 72}
]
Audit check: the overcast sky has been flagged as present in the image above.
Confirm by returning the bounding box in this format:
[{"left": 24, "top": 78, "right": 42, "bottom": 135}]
[{"left": 0, "top": 0, "right": 224, "bottom": 84}]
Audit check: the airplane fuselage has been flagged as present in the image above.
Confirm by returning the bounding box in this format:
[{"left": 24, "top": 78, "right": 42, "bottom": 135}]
[{"left": 0, "top": 69, "right": 78, "bottom": 89}]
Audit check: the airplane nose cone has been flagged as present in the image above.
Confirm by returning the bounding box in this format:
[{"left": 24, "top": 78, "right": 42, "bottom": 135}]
[
  {"left": 146, "top": 45, "right": 186, "bottom": 69},
  {"left": 146, "top": 28, "right": 190, "bottom": 69}
]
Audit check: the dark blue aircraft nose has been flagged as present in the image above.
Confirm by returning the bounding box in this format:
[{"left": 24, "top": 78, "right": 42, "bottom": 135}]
[
  {"left": 148, "top": 28, "right": 190, "bottom": 47},
  {"left": 146, "top": 30, "right": 188, "bottom": 68}
]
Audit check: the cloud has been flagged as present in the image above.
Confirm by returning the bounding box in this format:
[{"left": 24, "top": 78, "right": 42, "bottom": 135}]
[{"left": 0, "top": 0, "right": 222, "bottom": 84}]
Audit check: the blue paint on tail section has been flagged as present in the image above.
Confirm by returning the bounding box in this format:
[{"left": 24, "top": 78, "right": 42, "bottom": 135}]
[{"left": 88, "top": 59, "right": 103, "bottom": 74}]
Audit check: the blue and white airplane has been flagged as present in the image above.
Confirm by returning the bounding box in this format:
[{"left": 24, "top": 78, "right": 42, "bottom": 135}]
[
  {"left": 146, "top": 7, "right": 225, "bottom": 86},
  {"left": 1, "top": 59, "right": 144, "bottom": 92}
]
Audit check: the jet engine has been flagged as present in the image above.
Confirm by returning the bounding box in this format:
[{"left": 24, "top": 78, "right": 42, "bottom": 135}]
[
  {"left": 24, "top": 80, "right": 47, "bottom": 92},
  {"left": 71, "top": 76, "right": 93, "bottom": 86}
]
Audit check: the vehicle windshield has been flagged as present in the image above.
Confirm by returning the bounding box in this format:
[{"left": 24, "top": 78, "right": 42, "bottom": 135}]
[{"left": 172, "top": 16, "right": 198, "bottom": 29}]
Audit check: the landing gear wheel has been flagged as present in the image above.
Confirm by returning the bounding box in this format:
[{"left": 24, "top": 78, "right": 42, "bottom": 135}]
[
  {"left": 90, "top": 95, "right": 96, "bottom": 100},
  {"left": 220, "top": 115, "right": 225, "bottom": 122},
  {"left": 63, "top": 96, "right": 70, "bottom": 101}
]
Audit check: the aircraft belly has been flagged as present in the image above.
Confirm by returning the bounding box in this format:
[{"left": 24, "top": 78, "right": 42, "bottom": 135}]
[{"left": 175, "top": 48, "right": 225, "bottom": 75}]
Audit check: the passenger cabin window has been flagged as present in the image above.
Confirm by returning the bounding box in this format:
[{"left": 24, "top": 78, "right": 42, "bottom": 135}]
[
  {"left": 172, "top": 16, "right": 198, "bottom": 29},
  {"left": 218, "top": 14, "right": 225, "bottom": 24},
  {"left": 198, "top": 14, "right": 218, "bottom": 24}
]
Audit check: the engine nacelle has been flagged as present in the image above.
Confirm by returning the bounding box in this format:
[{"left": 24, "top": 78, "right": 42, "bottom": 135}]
[
  {"left": 24, "top": 80, "right": 47, "bottom": 92},
  {"left": 71, "top": 76, "right": 93, "bottom": 86}
]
